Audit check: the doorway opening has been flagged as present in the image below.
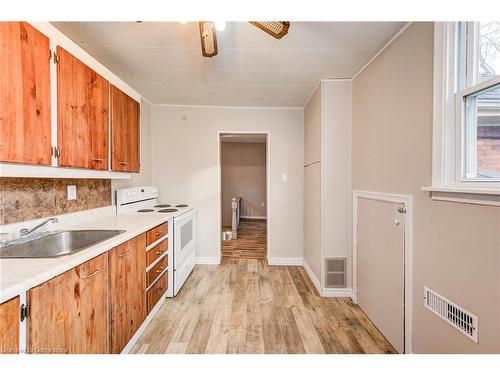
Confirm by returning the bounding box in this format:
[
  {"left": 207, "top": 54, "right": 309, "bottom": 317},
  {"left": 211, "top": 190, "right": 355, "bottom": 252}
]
[{"left": 219, "top": 133, "right": 268, "bottom": 260}]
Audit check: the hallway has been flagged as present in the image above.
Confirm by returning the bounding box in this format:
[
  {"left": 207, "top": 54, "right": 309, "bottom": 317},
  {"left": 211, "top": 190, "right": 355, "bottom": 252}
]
[{"left": 222, "top": 219, "right": 267, "bottom": 259}]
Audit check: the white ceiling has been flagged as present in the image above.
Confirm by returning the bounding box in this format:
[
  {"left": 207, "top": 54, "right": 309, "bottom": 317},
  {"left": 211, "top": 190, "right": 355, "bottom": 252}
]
[{"left": 51, "top": 22, "right": 405, "bottom": 107}]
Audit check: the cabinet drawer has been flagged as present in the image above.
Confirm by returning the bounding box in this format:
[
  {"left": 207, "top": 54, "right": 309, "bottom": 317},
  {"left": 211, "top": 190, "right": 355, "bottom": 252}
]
[
  {"left": 147, "top": 256, "right": 167, "bottom": 288},
  {"left": 147, "top": 271, "right": 167, "bottom": 314},
  {"left": 146, "top": 223, "right": 167, "bottom": 246},
  {"left": 146, "top": 240, "right": 167, "bottom": 267}
]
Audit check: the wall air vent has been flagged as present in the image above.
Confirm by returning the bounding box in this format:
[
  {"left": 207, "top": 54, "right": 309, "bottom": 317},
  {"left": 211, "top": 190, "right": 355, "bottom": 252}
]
[
  {"left": 424, "top": 287, "right": 478, "bottom": 343},
  {"left": 325, "top": 257, "right": 347, "bottom": 288}
]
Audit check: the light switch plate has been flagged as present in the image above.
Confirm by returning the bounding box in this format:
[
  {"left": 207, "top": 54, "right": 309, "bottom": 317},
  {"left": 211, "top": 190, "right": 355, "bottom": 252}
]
[
  {"left": 281, "top": 173, "right": 288, "bottom": 183},
  {"left": 67, "top": 185, "right": 77, "bottom": 200}
]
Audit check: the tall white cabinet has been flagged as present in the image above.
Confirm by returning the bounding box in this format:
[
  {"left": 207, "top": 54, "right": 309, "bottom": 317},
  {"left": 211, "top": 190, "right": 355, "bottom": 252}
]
[{"left": 303, "top": 80, "right": 352, "bottom": 296}]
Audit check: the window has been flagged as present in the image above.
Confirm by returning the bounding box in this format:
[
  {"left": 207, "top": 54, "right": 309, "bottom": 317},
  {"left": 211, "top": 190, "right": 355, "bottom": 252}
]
[
  {"left": 460, "top": 22, "right": 500, "bottom": 181},
  {"left": 431, "top": 22, "right": 500, "bottom": 196}
]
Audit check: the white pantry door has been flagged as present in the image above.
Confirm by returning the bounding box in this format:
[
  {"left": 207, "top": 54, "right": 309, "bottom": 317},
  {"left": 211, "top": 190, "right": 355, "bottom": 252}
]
[{"left": 357, "top": 198, "right": 405, "bottom": 353}]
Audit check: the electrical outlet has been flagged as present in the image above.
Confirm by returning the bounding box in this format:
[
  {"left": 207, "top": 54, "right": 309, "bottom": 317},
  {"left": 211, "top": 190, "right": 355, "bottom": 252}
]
[{"left": 67, "top": 185, "right": 77, "bottom": 200}]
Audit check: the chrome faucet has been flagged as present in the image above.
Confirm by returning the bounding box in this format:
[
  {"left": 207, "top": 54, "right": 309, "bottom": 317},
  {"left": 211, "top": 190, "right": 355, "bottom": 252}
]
[{"left": 20, "top": 218, "right": 58, "bottom": 237}]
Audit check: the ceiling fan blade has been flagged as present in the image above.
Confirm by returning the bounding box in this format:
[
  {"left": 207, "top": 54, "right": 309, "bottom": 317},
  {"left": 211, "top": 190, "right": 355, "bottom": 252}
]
[
  {"left": 249, "top": 21, "right": 290, "bottom": 39},
  {"left": 199, "top": 21, "right": 218, "bottom": 57}
]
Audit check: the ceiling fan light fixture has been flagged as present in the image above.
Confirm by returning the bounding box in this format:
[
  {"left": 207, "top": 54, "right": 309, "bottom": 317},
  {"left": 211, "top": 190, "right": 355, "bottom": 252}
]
[
  {"left": 249, "top": 21, "right": 290, "bottom": 39},
  {"left": 199, "top": 21, "right": 218, "bottom": 57},
  {"left": 214, "top": 21, "right": 226, "bottom": 31}
]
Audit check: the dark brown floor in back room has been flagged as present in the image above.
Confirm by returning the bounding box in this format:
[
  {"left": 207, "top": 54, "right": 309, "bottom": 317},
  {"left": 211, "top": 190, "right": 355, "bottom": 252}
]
[
  {"left": 130, "top": 258, "right": 396, "bottom": 354},
  {"left": 221, "top": 219, "right": 267, "bottom": 260}
]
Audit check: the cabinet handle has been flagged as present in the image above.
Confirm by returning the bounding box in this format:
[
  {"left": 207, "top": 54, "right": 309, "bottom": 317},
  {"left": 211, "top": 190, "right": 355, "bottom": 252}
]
[
  {"left": 91, "top": 158, "right": 105, "bottom": 162},
  {"left": 82, "top": 267, "right": 100, "bottom": 279},
  {"left": 119, "top": 161, "right": 129, "bottom": 165},
  {"left": 118, "top": 249, "right": 131, "bottom": 257},
  {"left": 156, "top": 266, "right": 165, "bottom": 274},
  {"left": 156, "top": 249, "right": 164, "bottom": 255}
]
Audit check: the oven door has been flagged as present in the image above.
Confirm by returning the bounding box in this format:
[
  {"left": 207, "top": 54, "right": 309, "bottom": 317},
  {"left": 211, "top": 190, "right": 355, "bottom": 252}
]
[{"left": 174, "top": 209, "right": 196, "bottom": 268}]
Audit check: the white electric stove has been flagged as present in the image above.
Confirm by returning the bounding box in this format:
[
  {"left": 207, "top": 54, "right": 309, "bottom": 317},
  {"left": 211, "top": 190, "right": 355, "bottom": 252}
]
[{"left": 116, "top": 186, "right": 196, "bottom": 297}]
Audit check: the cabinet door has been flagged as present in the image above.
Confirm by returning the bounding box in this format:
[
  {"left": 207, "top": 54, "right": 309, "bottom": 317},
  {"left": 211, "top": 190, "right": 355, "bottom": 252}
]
[
  {"left": 111, "top": 85, "right": 140, "bottom": 173},
  {"left": 27, "top": 253, "right": 109, "bottom": 354},
  {"left": 0, "top": 22, "right": 51, "bottom": 165},
  {"left": 0, "top": 296, "right": 20, "bottom": 354},
  {"left": 109, "top": 234, "right": 146, "bottom": 353},
  {"left": 57, "top": 46, "right": 109, "bottom": 170}
]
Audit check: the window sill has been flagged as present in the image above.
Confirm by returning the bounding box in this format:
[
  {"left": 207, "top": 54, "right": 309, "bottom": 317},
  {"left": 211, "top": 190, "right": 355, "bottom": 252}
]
[{"left": 421, "top": 186, "right": 500, "bottom": 206}]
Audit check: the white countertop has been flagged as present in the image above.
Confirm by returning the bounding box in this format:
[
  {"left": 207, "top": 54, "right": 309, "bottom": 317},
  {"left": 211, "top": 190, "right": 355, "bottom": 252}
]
[{"left": 0, "top": 214, "right": 170, "bottom": 304}]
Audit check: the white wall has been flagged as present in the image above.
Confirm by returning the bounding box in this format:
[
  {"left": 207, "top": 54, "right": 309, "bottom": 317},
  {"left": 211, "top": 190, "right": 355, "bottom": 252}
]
[
  {"left": 322, "top": 80, "right": 352, "bottom": 288},
  {"left": 150, "top": 105, "right": 304, "bottom": 263},
  {"left": 303, "top": 86, "right": 322, "bottom": 281},
  {"left": 111, "top": 99, "right": 153, "bottom": 201},
  {"left": 303, "top": 81, "right": 352, "bottom": 291}
]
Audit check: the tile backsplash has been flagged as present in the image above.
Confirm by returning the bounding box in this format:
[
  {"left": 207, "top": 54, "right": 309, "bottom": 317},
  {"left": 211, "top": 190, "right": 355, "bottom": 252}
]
[{"left": 0, "top": 178, "right": 111, "bottom": 225}]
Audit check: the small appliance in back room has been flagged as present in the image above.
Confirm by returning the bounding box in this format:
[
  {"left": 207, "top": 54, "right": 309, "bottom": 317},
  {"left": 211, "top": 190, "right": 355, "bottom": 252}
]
[{"left": 116, "top": 186, "right": 196, "bottom": 297}]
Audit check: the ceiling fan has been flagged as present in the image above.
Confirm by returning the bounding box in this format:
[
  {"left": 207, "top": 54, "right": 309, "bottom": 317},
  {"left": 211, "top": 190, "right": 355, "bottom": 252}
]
[{"left": 199, "top": 21, "right": 290, "bottom": 57}]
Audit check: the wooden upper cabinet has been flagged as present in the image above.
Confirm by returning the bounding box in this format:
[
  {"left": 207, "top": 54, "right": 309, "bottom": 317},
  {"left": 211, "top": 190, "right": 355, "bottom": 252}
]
[
  {"left": 111, "top": 85, "right": 140, "bottom": 173},
  {"left": 0, "top": 296, "right": 20, "bottom": 354},
  {"left": 0, "top": 22, "right": 51, "bottom": 165},
  {"left": 57, "top": 46, "right": 109, "bottom": 170},
  {"left": 27, "top": 253, "right": 109, "bottom": 354},
  {"left": 108, "top": 234, "right": 146, "bottom": 353}
]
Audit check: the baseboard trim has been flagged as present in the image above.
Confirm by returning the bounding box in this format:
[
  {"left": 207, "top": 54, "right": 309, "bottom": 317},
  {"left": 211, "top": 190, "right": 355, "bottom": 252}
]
[
  {"left": 196, "top": 257, "right": 220, "bottom": 265},
  {"left": 267, "top": 257, "right": 304, "bottom": 266},
  {"left": 240, "top": 216, "right": 267, "bottom": 220},
  {"left": 321, "top": 288, "right": 353, "bottom": 298},
  {"left": 302, "top": 261, "right": 321, "bottom": 295}
]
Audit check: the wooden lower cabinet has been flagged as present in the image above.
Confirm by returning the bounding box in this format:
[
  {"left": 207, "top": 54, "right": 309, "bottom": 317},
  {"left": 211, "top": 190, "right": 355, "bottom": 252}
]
[
  {"left": 0, "top": 296, "right": 20, "bottom": 354},
  {"left": 147, "top": 272, "right": 167, "bottom": 315},
  {"left": 146, "top": 223, "right": 168, "bottom": 246},
  {"left": 146, "top": 239, "right": 167, "bottom": 267},
  {"left": 27, "top": 253, "right": 109, "bottom": 354},
  {"left": 108, "top": 234, "right": 147, "bottom": 354}
]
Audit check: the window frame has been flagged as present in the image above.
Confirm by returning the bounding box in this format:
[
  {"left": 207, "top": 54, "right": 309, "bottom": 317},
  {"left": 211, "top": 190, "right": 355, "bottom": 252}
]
[{"left": 431, "top": 22, "right": 500, "bottom": 194}]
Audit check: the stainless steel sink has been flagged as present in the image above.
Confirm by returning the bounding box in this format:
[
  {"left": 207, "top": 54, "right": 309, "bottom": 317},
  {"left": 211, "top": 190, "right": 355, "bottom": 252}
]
[{"left": 0, "top": 230, "right": 125, "bottom": 258}]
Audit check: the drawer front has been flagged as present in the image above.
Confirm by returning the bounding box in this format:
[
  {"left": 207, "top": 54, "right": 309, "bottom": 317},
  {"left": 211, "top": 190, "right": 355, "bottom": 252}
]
[
  {"left": 146, "top": 240, "right": 168, "bottom": 267},
  {"left": 146, "top": 223, "right": 168, "bottom": 246},
  {"left": 147, "top": 256, "right": 167, "bottom": 288},
  {"left": 147, "top": 271, "right": 167, "bottom": 314}
]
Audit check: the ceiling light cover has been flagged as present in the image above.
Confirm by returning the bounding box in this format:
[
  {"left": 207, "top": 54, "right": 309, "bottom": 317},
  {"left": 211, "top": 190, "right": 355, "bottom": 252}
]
[
  {"left": 249, "top": 21, "right": 290, "bottom": 39},
  {"left": 215, "top": 21, "right": 226, "bottom": 31},
  {"left": 199, "top": 21, "right": 218, "bottom": 57}
]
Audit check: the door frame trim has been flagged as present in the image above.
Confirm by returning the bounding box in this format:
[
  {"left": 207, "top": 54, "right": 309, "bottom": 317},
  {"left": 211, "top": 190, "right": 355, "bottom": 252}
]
[
  {"left": 352, "top": 190, "right": 413, "bottom": 354},
  {"left": 217, "top": 131, "right": 270, "bottom": 263}
]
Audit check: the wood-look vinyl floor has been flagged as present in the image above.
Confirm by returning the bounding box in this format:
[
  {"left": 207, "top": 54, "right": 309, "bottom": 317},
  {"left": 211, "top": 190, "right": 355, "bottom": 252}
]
[
  {"left": 130, "top": 259, "right": 396, "bottom": 354},
  {"left": 221, "top": 219, "right": 266, "bottom": 260}
]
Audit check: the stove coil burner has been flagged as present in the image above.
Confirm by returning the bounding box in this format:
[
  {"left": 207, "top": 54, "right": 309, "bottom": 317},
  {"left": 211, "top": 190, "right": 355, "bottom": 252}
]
[
  {"left": 137, "top": 209, "right": 154, "bottom": 212},
  {"left": 158, "top": 208, "right": 178, "bottom": 213},
  {"left": 176, "top": 204, "right": 188, "bottom": 207},
  {"left": 154, "top": 204, "right": 172, "bottom": 208}
]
